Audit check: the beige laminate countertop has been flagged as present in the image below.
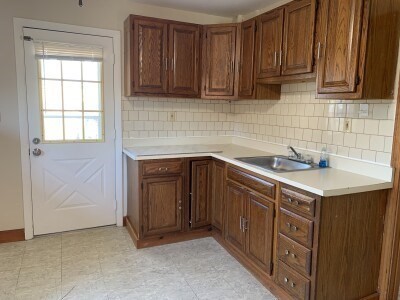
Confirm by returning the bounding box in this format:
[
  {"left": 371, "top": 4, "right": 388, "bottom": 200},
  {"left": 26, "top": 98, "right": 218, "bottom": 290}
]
[{"left": 123, "top": 144, "right": 393, "bottom": 197}]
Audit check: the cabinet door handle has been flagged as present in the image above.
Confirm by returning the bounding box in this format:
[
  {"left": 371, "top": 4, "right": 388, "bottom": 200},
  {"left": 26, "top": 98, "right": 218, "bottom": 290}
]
[
  {"left": 240, "top": 216, "right": 243, "bottom": 230},
  {"left": 274, "top": 51, "right": 277, "bottom": 67},
  {"left": 279, "top": 51, "right": 282, "bottom": 66},
  {"left": 171, "top": 58, "right": 174, "bottom": 72},
  {"left": 165, "top": 57, "right": 168, "bottom": 71},
  {"left": 231, "top": 60, "right": 235, "bottom": 74},
  {"left": 317, "top": 42, "right": 322, "bottom": 60}
]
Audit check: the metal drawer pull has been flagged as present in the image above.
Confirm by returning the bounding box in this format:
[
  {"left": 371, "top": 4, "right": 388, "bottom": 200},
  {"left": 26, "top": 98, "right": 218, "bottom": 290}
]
[
  {"left": 290, "top": 282, "right": 296, "bottom": 288},
  {"left": 285, "top": 250, "right": 290, "bottom": 255},
  {"left": 291, "top": 253, "right": 296, "bottom": 258},
  {"left": 287, "top": 198, "right": 299, "bottom": 206},
  {"left": 158, "top": 167, "right": 169, "bottom": 172},
  {"left": 284, "top": 277, "right": 289, "bottom": 283},
  {"left": 286, "top": 223, "right": 298, "bottom": 231}
]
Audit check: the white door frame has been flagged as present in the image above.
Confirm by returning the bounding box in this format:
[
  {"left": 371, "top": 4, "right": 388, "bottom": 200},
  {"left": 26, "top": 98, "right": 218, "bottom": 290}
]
[{"left": 13, "top": 18, "right": 123, "bottom": 240}]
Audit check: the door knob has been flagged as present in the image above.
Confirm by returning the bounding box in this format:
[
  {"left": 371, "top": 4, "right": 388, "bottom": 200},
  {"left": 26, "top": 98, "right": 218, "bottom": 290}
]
[
  {"left": 32, "top": 148, "right": 42, "bottom": 156},
  {"left": 32, "top": 137, "right": 41, "bottom": 145}
]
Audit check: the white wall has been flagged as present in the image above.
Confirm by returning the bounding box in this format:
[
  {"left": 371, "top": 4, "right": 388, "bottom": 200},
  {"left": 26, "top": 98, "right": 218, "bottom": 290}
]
[{"left": 0, "top": 0, "right": 231, "bottom": 231}]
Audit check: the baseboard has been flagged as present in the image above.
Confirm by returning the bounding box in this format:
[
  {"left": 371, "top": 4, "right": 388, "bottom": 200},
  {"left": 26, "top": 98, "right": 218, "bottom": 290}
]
[{"left": 0, "top": 228, "right": 25, "bottom": 243}]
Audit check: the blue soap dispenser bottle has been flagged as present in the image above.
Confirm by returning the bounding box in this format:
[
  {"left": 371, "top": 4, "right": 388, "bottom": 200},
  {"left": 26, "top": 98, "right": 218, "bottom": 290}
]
[{"left": 319, "top": 147, "right": 329, "bottom": 168}]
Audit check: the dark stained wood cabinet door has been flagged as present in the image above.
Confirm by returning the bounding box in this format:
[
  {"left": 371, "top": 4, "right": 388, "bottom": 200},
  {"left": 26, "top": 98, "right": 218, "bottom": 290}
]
[
  {"left": 282, "top": 0, "right": 316, "bottom": 76},
  {"left": 142, "top": 176, "right": 182, "bottom": 237},
  {"left": 204, "top": 25, "right": 238, "bottom": 97},
  {"left": 246, "top": 193, "right": 275, "bottom": 275},
  {"left": 225, "top": 181, "right": 246, "bottom": 253},
  {"left": 211, "top": 161, "right": 225, "bottom": 231},
  {"left": 239, "top": 19, "right": 257, "bottom": 98},
  {"left": 169, "top": 23, "right": 200, "bottom": 96},
  {"left": 316, "top": 0, "right": 364, "bottom": 94},
  {"left": 190, "top": 160, "right": 212, "bottom": 228},
  {"left": 256, "top": 9, "right": 284, "bottom": 79},
  {"left": 133, "top": 18, "right": 168, "bottom": 94}
]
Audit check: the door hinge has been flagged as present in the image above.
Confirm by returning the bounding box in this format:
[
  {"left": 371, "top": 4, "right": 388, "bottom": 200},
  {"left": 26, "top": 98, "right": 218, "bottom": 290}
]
[
  {"left": 355, "top": 75, "right": 361, "bottom": 86},
  {"left": 23, "top": 36, "right": 33, "bottom": 41}
]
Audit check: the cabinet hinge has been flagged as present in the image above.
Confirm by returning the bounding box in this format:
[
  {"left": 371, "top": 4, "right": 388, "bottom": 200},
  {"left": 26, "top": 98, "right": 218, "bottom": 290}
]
[
  {"left": 23, "top": 36, "right": 33, "bottom": 41},
  {"left": 355, "top": 75, "right": 361, "bottom": 86}
]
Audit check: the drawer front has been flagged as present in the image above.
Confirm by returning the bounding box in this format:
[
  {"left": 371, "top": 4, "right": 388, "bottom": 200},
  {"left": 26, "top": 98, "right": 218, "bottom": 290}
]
[
  {"left": 142, "top": 160, "right": 183, "bottom": 176},
  {"left": 278, "top": 234, "right": 312, "bottom": 276},
  {"left": 279, "top": 208, "right": 314, "bottom": 248},
  {"left": 281, "top": 187, "right": 316, "bottom": 218},
  {"left": 277, "top": 261, "right": 310, "bottom": 300},
  {"left": 227, "top": 167, "right": 276, "bottom": 199}
]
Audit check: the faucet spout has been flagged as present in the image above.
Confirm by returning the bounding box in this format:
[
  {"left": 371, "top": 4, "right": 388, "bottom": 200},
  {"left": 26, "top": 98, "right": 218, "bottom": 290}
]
[{"left": 288, "top": 146, "right": 301, "bottom": 159}]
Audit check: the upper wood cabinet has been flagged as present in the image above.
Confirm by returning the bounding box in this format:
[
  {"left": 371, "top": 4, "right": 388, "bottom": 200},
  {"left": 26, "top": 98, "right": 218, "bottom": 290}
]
[
  {"left": 202, "top": 24, "right": 240, "bottom": 99},
  {"left": 124, "top": 15, "right": 200, "bottom": 97},
  {"left": 238, "top": 19, "right": 257, "bottom": 98},
  {"left": 256, "top": 0, "right": 317, "bottom": 83},
  {"left": 282, "top": 0, "right": 316, "bottom": 76},
  {"left": 316, "top": 0, "right": 400, "bottom": 99},
  {"left": 168, "top": 23, "right": 200, "bottom": 96},
  {"left": 257, "top": 9, "right": 284, "bottom": 79}
]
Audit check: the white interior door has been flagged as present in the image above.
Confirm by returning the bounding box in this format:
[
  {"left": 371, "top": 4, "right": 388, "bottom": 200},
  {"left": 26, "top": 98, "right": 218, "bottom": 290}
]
[{"left": 23, "top": 28, "right": 116, "bottom": 235}]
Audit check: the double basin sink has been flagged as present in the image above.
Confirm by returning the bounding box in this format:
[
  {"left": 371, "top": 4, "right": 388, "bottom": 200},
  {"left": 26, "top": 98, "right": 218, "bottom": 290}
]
[{"left": 235, "top": 155, "right": 320, "bottom": 173}]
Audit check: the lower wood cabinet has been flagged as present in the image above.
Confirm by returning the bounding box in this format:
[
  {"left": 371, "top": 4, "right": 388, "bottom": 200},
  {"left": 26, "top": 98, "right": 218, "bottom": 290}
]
[
  {"left": 126, "top": 156, "right": 388, "bottom": 300},
  {"left": 142, "top": 176, "right": 182, "bottom": 237},
  {"left": 225, "top": 179, "right": 275, "bottom": 275}
]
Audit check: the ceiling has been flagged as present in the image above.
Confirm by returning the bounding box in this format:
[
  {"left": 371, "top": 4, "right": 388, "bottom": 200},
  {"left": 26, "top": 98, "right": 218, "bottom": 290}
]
[{"left": 131, "top": 0, "right": 280, "bottom": 17}]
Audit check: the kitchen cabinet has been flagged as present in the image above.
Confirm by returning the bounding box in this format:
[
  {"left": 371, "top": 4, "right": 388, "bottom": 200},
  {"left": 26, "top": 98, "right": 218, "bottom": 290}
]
[
  {"left": 316, "top": 0, "right": 400, "bottom": 99},
  {"left": 211, "top": 160, "right": 225, "bottom": 231},
  {"left": 256, "top": 0, "right": 317, "bottom": 84},
  {"left": 225, "top": 167, "right": 276, "bottom": 275},
  {"left": 238, "top": 18, "right": 257, "bottom": 98},
  {"left": 202, "top": 24, "right": 240, "bottom": 99},
  {"left": 124, "top": 15, "right": 200, "bottom": 97},
  {"left": 142, "top": 176, "right": 182, "bottom": 237},
  {"left": 190, "top": 160, "right": 212, "bottom": 228}
]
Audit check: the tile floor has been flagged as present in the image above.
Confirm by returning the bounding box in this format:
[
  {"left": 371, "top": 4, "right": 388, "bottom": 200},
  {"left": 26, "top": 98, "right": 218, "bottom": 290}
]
[{"left": 0, "top": 226, "right": 277, "bottom": 300}]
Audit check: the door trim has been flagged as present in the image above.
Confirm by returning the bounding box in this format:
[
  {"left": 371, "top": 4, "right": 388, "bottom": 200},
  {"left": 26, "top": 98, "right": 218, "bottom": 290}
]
[{"left": 13, "top": 18, "right": 123, "bottom": 240}]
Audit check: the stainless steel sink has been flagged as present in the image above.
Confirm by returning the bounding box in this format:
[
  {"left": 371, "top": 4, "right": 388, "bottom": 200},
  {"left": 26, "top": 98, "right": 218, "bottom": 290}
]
[{"left": 235, "top": 155, "right": 320, "bottom": 173}]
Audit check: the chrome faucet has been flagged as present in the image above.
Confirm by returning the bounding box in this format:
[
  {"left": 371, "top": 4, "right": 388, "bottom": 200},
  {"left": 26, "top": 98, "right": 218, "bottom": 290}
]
[{"left": 287, "top": 146, "right": 302, "bottom": 160}]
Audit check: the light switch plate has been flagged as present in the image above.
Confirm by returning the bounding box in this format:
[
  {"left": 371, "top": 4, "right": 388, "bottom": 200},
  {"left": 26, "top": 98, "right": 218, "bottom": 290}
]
[
  {"left": 359, "top": 104, "right": 369, "bottom": 117},
  {"left": 344, "top": 118, "right": 352, "bottom": 132},
  {"left": 168, "top": 112, "right": 176, "bottom": 122}
]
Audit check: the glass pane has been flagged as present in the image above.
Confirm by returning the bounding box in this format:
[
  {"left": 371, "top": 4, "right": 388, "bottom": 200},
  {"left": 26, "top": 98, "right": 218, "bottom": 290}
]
[
  {"left": 82, "top": 61, "right": 101, "bottom": 81},
  {"left": 83, "top": 82, "right": 101, "bottom": 110},
  {"left": 63, "top": 81, "right": 82, "bottom": 110},
  {"left": 84, "top": 112, "right": 102, "bottom": 140},
  {"left": 64, "top": 111, "right": 83, "bottom": 140},
  {"left": 43, "top": 111, "right": 63, "bottom": 141},
  {"left": 62, "top": 60, "right": 81, "bottom": 80},
  {"left": 43, "top": 59, "right": 61, "bottom": 79},
  {"left": 41, "top": 80, "right": 62, "bottom": 110}
]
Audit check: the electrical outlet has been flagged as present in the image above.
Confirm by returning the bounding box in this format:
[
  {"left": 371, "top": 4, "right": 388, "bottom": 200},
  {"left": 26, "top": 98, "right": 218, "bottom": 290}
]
[
  {"left": 359, "top": 104, "right": 369, "bottom": 117},
  {"left": 168, "top": 112, "right": 176, "bottom": 122},
  {"left": 344, "top": 118, "right": 352, "bottom": 132}
]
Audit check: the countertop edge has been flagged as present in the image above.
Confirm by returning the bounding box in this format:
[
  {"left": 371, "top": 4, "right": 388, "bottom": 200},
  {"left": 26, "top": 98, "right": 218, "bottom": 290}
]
[{"left": 123, "top": 149, "right": 393, "bottom": 197}]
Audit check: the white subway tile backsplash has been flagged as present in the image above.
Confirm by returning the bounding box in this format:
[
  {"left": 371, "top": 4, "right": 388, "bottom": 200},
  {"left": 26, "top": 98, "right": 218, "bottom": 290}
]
[{"left": 122, "top": 83, "right": 395, "bottom": 165}]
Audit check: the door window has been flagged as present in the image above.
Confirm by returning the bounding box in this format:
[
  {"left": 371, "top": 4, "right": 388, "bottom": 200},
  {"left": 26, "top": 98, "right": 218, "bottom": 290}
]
[{"left": 35, "top": 41, "right": 104, "bottom": 142}]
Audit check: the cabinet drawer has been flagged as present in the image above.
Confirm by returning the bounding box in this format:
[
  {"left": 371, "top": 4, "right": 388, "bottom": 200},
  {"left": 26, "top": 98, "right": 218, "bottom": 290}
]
[
  {"left": 142, "top": 160, "right": 183, "bottom": 176},
  {"left": 281, "top": 187, "right": 316, "bottom": 218},
  {"left": 279, "top": 208, "right": 314, "bottom": 248},
  {"left": 278, "top": 234, "right": 312, "bottom": 276},
  {"left": 277, "top": 261, "right": 310, "bottom": 300},
  {"left": 227, "top": 167, "right": 276, "bottom": 199}
]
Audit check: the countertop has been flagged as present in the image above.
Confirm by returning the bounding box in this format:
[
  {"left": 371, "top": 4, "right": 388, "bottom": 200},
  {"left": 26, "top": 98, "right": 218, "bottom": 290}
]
[{"left": 123, "top": 144, "right": 393, "bottom": 197}]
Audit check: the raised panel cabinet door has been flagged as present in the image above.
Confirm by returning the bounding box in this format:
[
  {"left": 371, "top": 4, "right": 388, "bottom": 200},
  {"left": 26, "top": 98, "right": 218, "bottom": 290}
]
[
  {"left": 282, "top": 0, "right": 316, "bottom": 76},
  {"left": 211, "top": 161, "right": 225, "bottom": 231},
  {"left": 142, "top": 176, "right": 182, "bottom": 237},
  {"left": 204, "top": 25, "right": 238, "bottom": 97},
  {"left": 190, "top": 160, "right": 212, "bottom": 228},
  {"left": 169, "top": 23, "right": 200, "bottom": 96},
  {"left": 239, "top": 19, "right": 257, "bottom": 98},
  {"left": 225, "top": 181, "right": 246, "bottom": 253},
  {"left": 256, "top": 9, "right": 284, "bottom": 78},
  {"left": 316, "top": 0, "right": 364, "bottom": 94},
  {"left": 246, "top": 193, "right": 275, "bottom": 275},
  {"left": 133, "top": 18, "right": 168, "bottom": 94}
]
